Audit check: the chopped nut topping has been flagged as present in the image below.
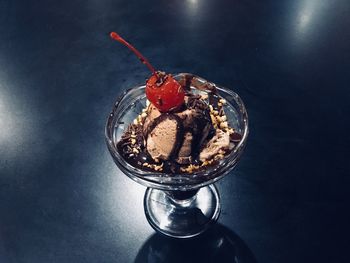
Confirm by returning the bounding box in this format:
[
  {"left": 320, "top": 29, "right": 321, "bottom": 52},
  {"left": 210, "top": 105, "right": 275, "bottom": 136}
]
[
  {"left": 218, "top": 149, "right": 226, "bottom": 155},
  {"left": 220, "top": 121, "right": 228, "bottom": 129},
  {"left": 201, "top": 94, "right": 209, "bottom": 100},
  {"left": 132, "top": 148, "right": 139, "bottom": 154},
  {"left": 154, "top": 163, "right": 163, "bottom": 171},
  {"left": 210, "top": 114, "right": 218, "bottom": 128},
  {"left": 179, "top": 163, "right": 201, "bottom": 173},
  {"left": 219, "top": 98, "right": 226, "bottom": 104},
  {"left": 214, "top": 154, "right": 225, "bottom": 160}
]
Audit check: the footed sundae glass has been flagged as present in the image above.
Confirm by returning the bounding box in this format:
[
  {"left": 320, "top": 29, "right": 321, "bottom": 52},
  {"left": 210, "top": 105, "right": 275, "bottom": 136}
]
[{"left": 105, "top": 73, "right": 248, "bottom": 238}]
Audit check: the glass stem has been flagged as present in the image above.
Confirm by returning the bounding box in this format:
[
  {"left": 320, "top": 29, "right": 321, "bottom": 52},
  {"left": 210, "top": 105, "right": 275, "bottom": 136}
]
[{"left": 165, "top": 189, "right": 199, "bottom": 206}]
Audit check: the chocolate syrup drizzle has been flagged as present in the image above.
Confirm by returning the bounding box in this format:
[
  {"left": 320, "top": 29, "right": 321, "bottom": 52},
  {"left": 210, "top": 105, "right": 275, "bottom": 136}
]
[{"left": 143, "top": 94, "right": 215, "bottom": 172}]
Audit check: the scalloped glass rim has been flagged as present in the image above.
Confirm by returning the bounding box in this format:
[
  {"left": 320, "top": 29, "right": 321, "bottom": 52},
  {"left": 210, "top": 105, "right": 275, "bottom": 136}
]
[{"left": 105, "top": 73, "right": 248, "bottom": 191}]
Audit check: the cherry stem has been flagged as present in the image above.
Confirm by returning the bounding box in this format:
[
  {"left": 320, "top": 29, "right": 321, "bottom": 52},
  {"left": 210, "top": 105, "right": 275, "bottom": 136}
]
[{"left": 110, "top": 32, "right": 157, "bottom": 76}]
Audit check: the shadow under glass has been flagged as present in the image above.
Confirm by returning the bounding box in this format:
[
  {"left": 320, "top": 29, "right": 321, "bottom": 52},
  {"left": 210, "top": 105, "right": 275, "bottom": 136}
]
[{"left": 134, "top": 223, "right": 257, "bottom": 263}]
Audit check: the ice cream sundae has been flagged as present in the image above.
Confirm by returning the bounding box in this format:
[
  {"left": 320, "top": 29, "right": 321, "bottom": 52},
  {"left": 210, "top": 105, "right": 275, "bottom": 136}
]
[{"left": 110, "top": 32, "right": 242, "bottom": 174}]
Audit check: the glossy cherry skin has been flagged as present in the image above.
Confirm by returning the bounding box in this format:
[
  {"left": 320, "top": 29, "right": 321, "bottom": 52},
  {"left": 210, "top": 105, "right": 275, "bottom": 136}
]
[{"left": 146, "top": 74, "right": 185, "bottom": 112}]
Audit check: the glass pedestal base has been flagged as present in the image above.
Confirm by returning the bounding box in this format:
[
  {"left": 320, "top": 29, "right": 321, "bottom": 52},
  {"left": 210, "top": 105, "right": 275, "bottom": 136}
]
[{"left": 144, "top": 184, "right": 221, "bottom": 238}]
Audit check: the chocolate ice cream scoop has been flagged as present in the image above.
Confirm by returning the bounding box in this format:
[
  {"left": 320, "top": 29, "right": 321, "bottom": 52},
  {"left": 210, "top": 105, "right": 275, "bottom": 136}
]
[{"left": 143, "top": 97, "right": 215, "bottom": 164}]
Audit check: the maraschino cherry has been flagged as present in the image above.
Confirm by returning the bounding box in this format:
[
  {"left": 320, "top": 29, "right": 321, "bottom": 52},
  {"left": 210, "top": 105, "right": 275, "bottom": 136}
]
[{"left": 110, "top": 32, "right": 184, "bottom": 112}]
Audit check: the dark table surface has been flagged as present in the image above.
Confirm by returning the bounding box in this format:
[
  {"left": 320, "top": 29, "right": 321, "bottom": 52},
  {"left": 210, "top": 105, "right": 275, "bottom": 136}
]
[{"left": 1, "top": 0, "right": 349, "bottom": 262}]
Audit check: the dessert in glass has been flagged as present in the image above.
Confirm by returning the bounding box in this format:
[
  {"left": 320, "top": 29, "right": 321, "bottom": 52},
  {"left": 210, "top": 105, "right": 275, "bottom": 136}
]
[{"left": 105, "top": 33, "right": 248, "bottom": 238}]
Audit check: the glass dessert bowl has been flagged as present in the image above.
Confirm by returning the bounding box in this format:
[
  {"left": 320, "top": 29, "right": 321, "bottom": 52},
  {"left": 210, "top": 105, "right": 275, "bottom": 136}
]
[{"left": 105, "top": 73, "right": 248, "bottom": 238}]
